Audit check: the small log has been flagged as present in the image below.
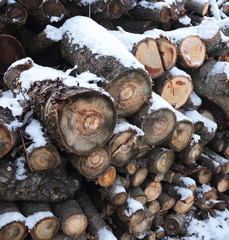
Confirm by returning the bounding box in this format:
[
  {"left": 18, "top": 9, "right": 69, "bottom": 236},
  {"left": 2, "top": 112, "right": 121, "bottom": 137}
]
[
  {"left": 157, "top": 191, "right": 175, "bottom": 211},
  {"left": 155, "top": 67, "right": 193, "bottom": 110},
  {"left": 150, "top": 172, "right": 165, "bottom": 182},
  {"left": 68, "top": 147, "right": 110, "bottom": 179},
  {"left": 155, "top": 226, "right": 165, "bottom": 239},
  {"left": 176, "top": 134, "right": 203, "bottom": 165},
  {"left": 222, "top": 2, "right": 229, "bottom": 15},
  {"left": 108, "top": 119, "right": 144, "bottom": 167},
  {"left": 129, "top": 187, "right": 147, "bottom": 205},
  {"left": 223, "top": 139, "right": 229, "bottom": 158},
  {"left": 173, "top": 199, "right": 194, "bottom": 214},
  {"left": 129, "top": 1, "right": 171, "bottom": 23},
  {"left": 152, "top": 215, "right": 164, "bottom": 228},
  {"left": 189, "top": 166, "right": 212, "bottom": 185},
  {"left": 0, "top": 34, "right": 25, "bottom": 75},
  {"left": 211, "top": 173, "right": 229, "bottom": 193},
  {"left": 207, "top": 131, "right": 225, "bottom": 153},
  {"left": 198, "top": 153, "right": 222, "bottom": 174},
  {"left": 143, "top": 180, "right": 162, "bottom": 202},
  {"left": 0, "top": 202, "right": 27, "bottom": 240},
  {"left": 111, "top": 29, "right": 164, "bottom": 79},
  {"left": 97, "top": 165, "right": 117, "bottom": 187},
  {"left": 147, "top": 200, "right": 161, "bottom": 214},
  {"left": 204, "top": 147, "right": 229, "bottom": 174},
  {"left": 164, "top": 213, "right": 185, "bottom": 236},
  {"left": 129, "top": 216, "right": 151, "bottom": 238},
  {"left": 172, "top": 173, "right": 196, "bottom": 192},
  {"left": 125, "top": 160, "right": 138, "bottom": 175},
  {"left": 77, "top": 191, "right": 117, "bottom": 240},
  {"left": 147, "top": 147, "right": 174, "bottom": 175},
  {"left": 171, "top": 162, "right": 200, "bottom": 176},
  {"left": 130, "top": 92, "right": 177, "bottom": 146},
  {"left": 60, "top": 16, "right": 152, "bottom": 117},
  {"left": 0, "top": 0, "right": 6, "bottom": 8},
  {"left": 199, "top": 109, "right": 215, "bottom": 122},
  {"left": 19, "top": 201, "right": 60, "bottom": 240},
  {"left": 184, "top": 0, "right": 209, "bottom": 16},
  {"left": 130, "top": 159, "right": 148, "bottom": 187},
  {"left": 217, "top": 192, "right": 229, "bottom": 208},
  {"left": 52, "top": 232, "right": 87, "bottom": 240},
  {"left": 51, "top": 199, "right": 87, "bottom": 238}
]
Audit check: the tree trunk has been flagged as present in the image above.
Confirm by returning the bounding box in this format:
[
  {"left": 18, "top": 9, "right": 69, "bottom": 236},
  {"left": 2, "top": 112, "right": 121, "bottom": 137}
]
[
  {"left": 4, "top": 60, "right": 116, "bottom": 155},
  {"left": 60, "top": 16, "right": 152, "bottom": 117},
  {"left": 130, "top": 92, "right": 176, "bottom": 146},
  {"left": 19, "top": 201, "right": 59, "bottom": 240},
  {"left": 51, "top": 199, "right": 87, "bottom": 238},
  {"left": 0, "top": 156, "right": 81, "bottom": 202},
  {"left": 0, "top": 202, "right": 27, "bottom": 240}
]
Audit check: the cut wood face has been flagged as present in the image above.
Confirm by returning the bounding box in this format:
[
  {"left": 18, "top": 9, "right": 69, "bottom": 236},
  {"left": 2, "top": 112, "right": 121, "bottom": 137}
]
[
  {"left": 180, "top": 36, "right": 206, "bottom": 68},
  {"left": 198, "top": 167, "right": 212, "bottom": 184},
  {"left": 144, "top": 182, "right": 162, "bottom": 202},
  {"left": 106, "top": 70, "right": 151, "bottom": 117},
  {"left": 173, "top": 200, "right": 193, "bottom": 214},
  {"left": 0, "top": 124, "right": 13, "bottom": 158},
  {"left": 0, "top": 222, "right": 27, "bottom": 240},
  {"left": 6, "top": 3, "right": 27, "bottom": 24},
  {"left": 156, "top": 151, "right": 174, "bottom": 174},
  {"left": 187, "top": 142, "right": 203, "bottom": 165},
  {"left": 98, "top": 165, "right": 116, "bottom": 187},
  {"left": 113, "top": 192, "right": 128, "bottom": 206},
  {"left": 131, "top": 167, "right": 148, "bottom": 187},
  {"left": 161, "top": 76, "right": 193, "bottom": 109},
  {"left": 164, "top": 218, "right": 180, "bottom": 236},
  {"left": 59, "top": 92, "right": 116, "bottom": 154},
  {"left": 43, "top": 1, "right": 65, "bottom": 20},
  {"left": 143, "top": 109, "right": 176, "bottom": 145},
  {"left": 134, "top": 39, "right": 164, "bottom": 79}
]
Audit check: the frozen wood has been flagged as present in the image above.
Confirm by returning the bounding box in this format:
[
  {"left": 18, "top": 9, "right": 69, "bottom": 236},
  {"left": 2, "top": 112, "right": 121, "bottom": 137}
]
[
  {"left": 147, "top": 147, "right": 174, "bottom": 174},
  {"left": 129, "top": 216, "right": 151, "bottom": 238},
  {"left": 182, "top": 91, "right": 202, "bottom": 111},
  {"left": 164, "top": 213, "right": 185, "bottom": 236},
  {"left": 0, "top": 202, "right": 27, "bottom": 240},
  {"left": 184, "top": 0, "right": 209, "bottom": 16},
  {"left": 52, "top": 199, "right": 87, "bottom": 238},
  {"left": 19, "top": 201, "right": 59, "bottom": 240},
  {"left": 198, "top": 153, "right": 222, "bottom": 173},
  {"left": 60, "top": 16, "right": 152, "bottom": 117},
  {"left": 172, "top": 173, "right": 196, "bottom": 192},
  {"left": 130, "top": 92, "right": 176, "bottom": 146}
]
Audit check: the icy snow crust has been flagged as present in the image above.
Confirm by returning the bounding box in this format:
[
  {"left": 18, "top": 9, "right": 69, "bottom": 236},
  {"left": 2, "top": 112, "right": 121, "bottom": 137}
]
[
  {"left": 113, "top": 121, "right": 144, "bottom": 136},
  {"left": 0, "top": 212, "right": 25, "bottom": 229},
  {"left": 25, "top": 211, "right": 54, "bottom": 229},
  {"left": 98, "top": 227, "right": 117, "bottom": 240},
  {"left": 124, "top": 198, "right": 144, "bottom": 217}
]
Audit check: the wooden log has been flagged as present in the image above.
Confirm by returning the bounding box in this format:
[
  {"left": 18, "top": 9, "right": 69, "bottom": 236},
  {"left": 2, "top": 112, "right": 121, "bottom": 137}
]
[
  {"left": 0, "top": 156, "right": 81, "bottom": 202},
  {"left": 152, "top": 215, "right": 164, "bottom": 228},
  {"left": 129, "top": 187, "right": 147, "bottom": 206},
  {"left": 52, "top": 232, "right": 87, "bottom": 240},
  {"left": 19, "top": 201, "right": 60, "bottom": 240},
  {"left": 195, "top": 184, "right": 217, "bottom": 210},
  {"left": 171, "top": 162, "right": 200, "bottom": 176},
  {"left": 124, "top": 160, "right": 138, "bottom": 175},
  {"left": 207, "top": 131, "right": 225, "bottom": 153},
  {"left": 68, "top": 147, "right": 110, "bottom": 179},
  {"left": 164, "top": 213, "right": 185, "bottom": 236},
  {"left": 129, "top": 216, "right": 151, "bottom": 238},
  {"left": 198, "top": 153, "right": 222, "bottom": 174},
  {"left": 17, "top": 0, "right": 43, "bottom": 10},
  {"left": 147, "top": 147, "right": 174, "bottom": 175},
  {"left": 129, "top": 1, "right": 171, "bottom": 23},
  {"left": 173, "top": 199, "right": 194, "bottom": 214},
  {"left": 111, "top": 29, "right": 165, "bottom": 79},
  {"left": 199, "top": 109, "right": 215, "bottom": 122},
  {"left": 0, "top": 34, "right": 25, "bottom": 75},
  {"left": 4, "top": 59, "right": 116, "bottom": 155},
  {"left": 154, "top": 67, "right": 193, "bottom": 110},
  {"left": 189, "top": 166, "right": 212, "bottom": 185},
  {"left": 211, "top": 173, "right": 229, "bottom": 193},
  {"left": 108, "top": 119, "right": 144, "bottom": 167},
  {"left": 204, "top": 147, "right": 229, "bottom": 174},
  {"left": 223, "top": 139, "right": 229, "bottom": 158},
  {"left": 171, "top": 173, "right": 196, "bottom": 192},
  {"left": 77, "top": 191, "right": 117, "bottom": 240},
  {"left": 51, "top": 199, "right": 87, "bottom": 238},
  {"left": 0, "top": 202, "right": 27, "bottom": 240},
  {"left": 143, "top": 180, "right": 162, "bottom": 202},
  {"left": 97, "top": 165, "right": 116, "bottom": 187},
  {"left": 184, "top": 0, "right": 209, "bottom": 16},
  {"left": 0, "top": 0, "right": 6, "bottom": 8},
  {"left": 130, "top": 92, "right": 176, "bottom": 146},
  {"left": 157, "top": 191, "right": 175, "bottom": 211},
  {"left": 147, "top": 200, "right": 161, "bottom": 214},
  {"left": 192, "top": 59, "right": 229, "bottom": 119},
  {"left": 130, "top": 159, "right": 148, "bottom": 187},
  {"left": 176, "top": 134, "right": 203, "bottom": 166},
  {"left": 60, "top": 16, "right": 152, "bottom": 117}
]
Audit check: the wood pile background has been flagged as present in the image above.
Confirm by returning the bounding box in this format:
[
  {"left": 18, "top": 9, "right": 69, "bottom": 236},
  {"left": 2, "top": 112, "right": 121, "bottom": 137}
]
[{"left": 1, "top": 0, "right": 229, "bottom": 239}]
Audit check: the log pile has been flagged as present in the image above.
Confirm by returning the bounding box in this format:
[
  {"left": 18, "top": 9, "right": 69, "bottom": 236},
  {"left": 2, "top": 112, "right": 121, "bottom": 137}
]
[{"left": 1, "top": 0, "right": 229, "bottom": 240}]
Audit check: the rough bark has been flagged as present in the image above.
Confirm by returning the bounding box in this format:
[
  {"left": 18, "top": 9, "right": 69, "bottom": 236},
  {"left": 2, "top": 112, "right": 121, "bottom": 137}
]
[
  {"left": 198, "top": 153, "right": 222, "bottom": 173},
  {"left": 189, "top": 166, "right": 212, "bottom": 185},
  {"left": 207, "top": 131, "right": 225, "bottom": 153},
  {"left": 52, "top": 232, "right": 87, "bottom": 240},
  {"left": 129, "top": 187, "right": 147, "bottom": 205},
  {"left": 157, "top": 191, "right": 175, "bottom": 211},
  {"left": 164, "top": 213, "right": 185, "bottom": 236},
  {"left": 51, "top": 199, "right": 87, "bottom": 238},
  {"left": 185, "top": 0, "right": 209, "bottom": 16}
]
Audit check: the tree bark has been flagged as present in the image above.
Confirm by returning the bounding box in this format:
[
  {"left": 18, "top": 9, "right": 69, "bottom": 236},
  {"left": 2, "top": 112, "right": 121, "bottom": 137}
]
[
  {"left": 189, "top": 166, "right": 212, "bottom": 185},
  {"left": 60, "top": 16, "right": 152, "bottom": 117},
  {"left": 185, "top": 0, "right": 209, "bottom": 16},
  {"left": 129, "top": 187, "right": 147, "bottom": 205},
  {"left": 164, "top": 213, "right": 185, "bottom": 236},
  {"left": 198, "top": 153, "right": 222, "bottom": 174},
  {"left": 52, "top": 232, "right": 87, "bottom": 240},
  {"left": 51, "top": 199, "right": 87, "bottom": 238},
  {"left": 211, "top": 173, "right": 229, "bottom": 193},
  {"left": 157, "top": 191, "right": 175, "bottom": 211}
]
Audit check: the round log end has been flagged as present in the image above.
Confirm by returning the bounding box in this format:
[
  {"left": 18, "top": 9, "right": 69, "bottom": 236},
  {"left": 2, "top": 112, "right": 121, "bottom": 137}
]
[
  {"left": 0, "top": 124, "right": 13, "bottom": 158},
  {"left": 180, "top": 36, "right": 206, "bottom": 69},
  {"left": 0, "top": 222, "right": 27, "bottom": 240},
  {"left": 6, "top": 3, "right": 28, "bottom": 24},
  {"left": 131, "top": 167, "right": 148, "bottom": 187},
  {"left": 144, "top": 182, "right": 162, "bottom": 202},
  {"left": 43, "top": 1, "right": 66, "bottom": 22},
  {"left": 98, "top": 165, "right": 116, "bottom": 187},
  {"left": 173, "top": 200, "right": 193, "bottom": 214},
  {"left": 161, "top": 76, "right": 193, "bottom": 109},
  {"left": 113, "top": 192, "right": 128, "bottom": 206}
]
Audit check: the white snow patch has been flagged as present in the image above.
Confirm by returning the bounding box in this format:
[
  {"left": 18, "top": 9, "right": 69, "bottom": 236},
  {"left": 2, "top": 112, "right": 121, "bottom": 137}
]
[
  {"left": 139, "top": 0, "right": 170, "bottom": 10},
  {"left": 178, "top": 15, "right": 191, "bottom": 26},
  {"left": 15, "top": 157, "right": 27, "bottom": 180},
  {"left": 8, "top": 57, "right": 32, "bottom": 70},
  {"left": 26, "top": 211, "right": 54, "bottom": 229},
  {"left": 179, "top": 176, "right": 196, "bottom": 188},
  {"left": 188, "top": 91, "right": 202, "bottom": 107},
  {"left": 7, "top": 0, "right": 16, "bottom": 4},
  {"left": 79, "top": 0, "right": 108, "bottom": 6},
  {"left": 25, "top": 119, "right": 47, "bottom": 153},
  {"left": 169, "top": 66, "right": 191, "bottom": 79},
  {"left": 113, "top": 121, "right": 144, "bottom": 137},
  {"left": 196, "top": 184, "right": 212, "bottom": 198},
  {"left": 201, "top": 153, "right": 221, "bottom": 168},
  {"left": 44, "top": 25, "right": 63, "bottom": 41},
  {"left": 50, "top": 14, "right": 64, "bottom": 23},
  {"left": 189, "top": 134, "right": 201, "bottom": 146},
  {"left": 124, "top": 198, "right": 144, "bottom": 217},
  {"left": 198, "top": 17, "right": 220, "bottom": 40},
  {"left": 5, "top": 119, "right": 23, "bottom": 131},
  {"left": 98, "top": 227, "right": 117, "bottom": 240},
  {"left": 211, "top": 61, "right": 229, "bottom": 80},
  {"left": 114, "top": 185, "right": 126, "bottom": 194},
  {"left": 173, "top": 186, "right": 193, "bottom": 201},
  {"left": 208, "top": 0, "right": 221, "bottom": 21},
  {"left": 0, "top": 212, "right": 25, "bottom": 230}
]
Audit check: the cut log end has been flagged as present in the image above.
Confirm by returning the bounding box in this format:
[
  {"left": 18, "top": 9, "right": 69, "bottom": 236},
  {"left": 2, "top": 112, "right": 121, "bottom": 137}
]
[
  {"left": 43, "top": 1, "right": 65, "bottom": 21},
  {"left": 98, "top": 165, "right": 116, "bottom": 187},
  {"left": 6, "top": 3, "right": 27, "bottom": 24},
  {"left": 0, "top": 222, "right": 27, "bottom": 240},
  {"left": 0, "top": 124, "right": 13, "bottom": 158},
  {"left": 173, "top": 200, "right": 193, "bottom": 214},
  {"left": 144, "top": 182, "right": 162, "bottom": 202},
  {"left": 59, "top": 91, "right": 116, "bottom": 155},
  {"left": 106, "top": 70, "right": 152, "bottom": 117},
  {"left": 131, "top": 167, "right": 148, "bottom": 187},
  {"left": 180, "top": 36, "right": 206, "bottom": 69},
  {"left": 32, "top": 217, "right": 60, "bottom": 240},
  {"left": 62, "top": 214, "right": 88, "bottom": 237},
  {"left": 112, "top": 192, "right": 128, "bottom": 206},
  {"left": 161, "top": 76, "right": 193, "bottom": 109},
  {"left": 144, "top": 109, "right": 176, "bottom": 146},
  {"left": 134, "top": 38, "right": 164, "bottom": 79}
]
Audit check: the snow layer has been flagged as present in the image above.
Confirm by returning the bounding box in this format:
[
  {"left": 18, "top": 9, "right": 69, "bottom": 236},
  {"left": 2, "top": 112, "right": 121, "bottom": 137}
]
[
  {"left": 179, "top": 176, "right": 196, "bottom": 188},
  {"left": 25, "top": 119, "right": 47, "bottom": 153},
  {"left": 44, "top": 25, "right": 63, "bottom": 41},
  {"left": 211, "top": 61, "right": 229, "bottom": 80},
  {"left": 26, "top": 211, "right": 54, "bottom": 229},
  {"left": 173, "top": 186, "right": 193, "bottom": 201},
  {"left": 139, "top": 0, "right": 170, "bottom": 10},
  {"left": 15, "top": 157, "right": 27, "bottom": 181},
  {"left": 98, "top": 227, "right": 117, "bottom": 240},
  {"left": 178, "top": 15, "right": 191, "bottom": 26},
  {"left": 113, "top": 121, "right": 144, "bottom": 137},
  {"left": 124, "top": 198, "right": 144, "bottom": 217},
  {"left": 0, "top": 212, "right": 25, "bottom": 230},
  {"left": 114, "top": 185, "right": 126, "bottom": 194},
  {"left": 189, "top": 134, "right": 201, "bottom": 146},
  {"left": 188, "top": 91, "right": 202, "bottom": 107}
]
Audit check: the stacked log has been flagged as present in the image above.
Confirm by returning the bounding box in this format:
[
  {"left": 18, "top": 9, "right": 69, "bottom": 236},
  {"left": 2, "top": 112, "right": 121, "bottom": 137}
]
[{"left": 1, "top": 1, "right": 229, "bottom": 240}]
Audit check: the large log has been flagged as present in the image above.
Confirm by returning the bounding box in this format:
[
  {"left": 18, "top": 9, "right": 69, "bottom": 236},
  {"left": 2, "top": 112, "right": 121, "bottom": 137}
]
[
  {"left": 0, "top": 156, "right": 81, "bottom": 202},
  {"left": 4, "top": 58, "right": 116, "bottom": 155},
  {"left": 60, "top": 16, "right": 152, "bottom": 117}
]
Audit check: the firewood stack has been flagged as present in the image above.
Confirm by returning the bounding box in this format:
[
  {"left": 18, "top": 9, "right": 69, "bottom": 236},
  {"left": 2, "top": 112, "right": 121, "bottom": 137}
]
[{"left": 1, "top": 0, "right": 229, "bottom": 239}]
